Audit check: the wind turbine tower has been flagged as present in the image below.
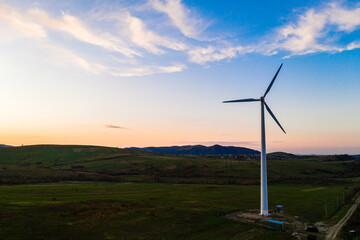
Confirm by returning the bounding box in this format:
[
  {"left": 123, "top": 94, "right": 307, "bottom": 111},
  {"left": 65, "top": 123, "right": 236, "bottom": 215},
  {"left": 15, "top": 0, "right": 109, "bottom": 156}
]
[{"left": 223, "top": 64, "right": 286, "bottom": 216}]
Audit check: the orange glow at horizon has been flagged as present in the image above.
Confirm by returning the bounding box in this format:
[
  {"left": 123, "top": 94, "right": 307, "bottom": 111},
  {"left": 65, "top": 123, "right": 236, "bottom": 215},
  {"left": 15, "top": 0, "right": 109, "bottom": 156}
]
[{"left": 1, "top": 123, "right": 359, "bottom": 155}]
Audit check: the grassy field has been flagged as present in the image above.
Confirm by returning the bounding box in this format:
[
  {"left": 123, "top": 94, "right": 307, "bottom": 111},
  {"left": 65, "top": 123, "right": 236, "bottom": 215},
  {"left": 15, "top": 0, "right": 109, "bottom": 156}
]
[
  {"left": 1, "top": 145, "right": 359, "bottom": 185},
  {"left": 0, "top": 182, "right": 352, "bottom": 240},
  {"left": 1, "top": 145, "right": 360, "bottom": 239}
]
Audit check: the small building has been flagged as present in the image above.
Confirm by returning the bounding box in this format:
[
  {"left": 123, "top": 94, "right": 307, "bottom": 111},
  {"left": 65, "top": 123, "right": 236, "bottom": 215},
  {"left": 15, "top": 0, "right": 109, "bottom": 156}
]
[
  {"left": 350, "top": 230, "right": 356, "bottom": 238},
  {"left": 267, "top": 219, "right": 284, "bottom": 231},
  {"left": 275, "top": 205, "right": 283, "bottom": 213}
]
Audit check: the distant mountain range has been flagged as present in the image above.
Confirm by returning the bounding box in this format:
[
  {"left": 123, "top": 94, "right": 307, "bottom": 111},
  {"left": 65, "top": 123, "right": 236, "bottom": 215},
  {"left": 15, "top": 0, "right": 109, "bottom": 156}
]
[
  {"left": 0, "top": 144, "right": 12, "bottom": 148},
  {"left": 128, "top": 144, "right": 260, "bottom": 155},
  {"left": 128, "top": 145, "right": 360, "bottom": 159}
]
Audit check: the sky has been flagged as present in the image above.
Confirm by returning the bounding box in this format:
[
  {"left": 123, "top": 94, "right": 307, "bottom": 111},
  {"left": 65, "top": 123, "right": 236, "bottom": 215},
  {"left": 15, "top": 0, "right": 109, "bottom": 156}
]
[{"left": 0, "top": 0, "right": 360, "bottom": 154}]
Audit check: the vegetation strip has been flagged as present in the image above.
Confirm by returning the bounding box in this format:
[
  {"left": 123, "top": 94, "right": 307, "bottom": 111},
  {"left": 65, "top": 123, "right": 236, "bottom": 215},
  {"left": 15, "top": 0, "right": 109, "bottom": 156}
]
[{"left": 326, "top": 193, "right": 360, "bottom": 239}]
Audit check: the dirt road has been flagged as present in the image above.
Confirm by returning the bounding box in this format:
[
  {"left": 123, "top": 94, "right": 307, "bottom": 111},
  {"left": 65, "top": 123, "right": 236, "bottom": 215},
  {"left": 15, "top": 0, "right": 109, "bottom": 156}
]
[
  {"left": 226, "top": 194, "right": 360, "bottom": 240},
  {"left": 326, "top": 194, "right": 360, "bottom": 240}
]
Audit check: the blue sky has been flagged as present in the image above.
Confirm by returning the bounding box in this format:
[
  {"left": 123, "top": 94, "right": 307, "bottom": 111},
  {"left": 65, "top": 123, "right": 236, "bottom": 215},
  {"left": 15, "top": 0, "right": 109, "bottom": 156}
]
[{"left": 0, "top": 0, "right": 359, "bottom": 154}]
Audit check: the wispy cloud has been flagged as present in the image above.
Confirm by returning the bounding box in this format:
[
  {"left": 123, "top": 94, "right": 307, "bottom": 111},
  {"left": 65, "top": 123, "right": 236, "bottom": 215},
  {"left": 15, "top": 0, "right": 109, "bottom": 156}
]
[
  {"left": 186, "top": 2, "right": 360, "bottom": 64},
  {"left": 111, "top": 63, "right": 186, "bottom": 77},
  {"left": 261, "top": 2, "right": 360, "bottom": 57},
  {"left": 150, "top": 0, "right": 208, "bottom": 39},
  {"left": 0, "top": 4, "right": 46, "bottom": 38},
  {"left": 107, "top": 11, "right": 187, "bottom": 54},
  {"left": 45, "top": 43, "right": 106, "bottom": 74},
  {"left": 188, "top": 45, "right": 254, "bottom": 64},
  {"left": 0, "top": 3, "right": 107, "bottom": 74},
  {"left": 105, "top": 125, "right": 128, "bottom": 129},
  {"left": 327, "top": 2, "right": 360, "bottom": 31},
  {"left": 0, "top": 2, "right": 188, "bottom": 76},
  {"left": 27, "top": 8, "right": 139, "bottom": 57}
]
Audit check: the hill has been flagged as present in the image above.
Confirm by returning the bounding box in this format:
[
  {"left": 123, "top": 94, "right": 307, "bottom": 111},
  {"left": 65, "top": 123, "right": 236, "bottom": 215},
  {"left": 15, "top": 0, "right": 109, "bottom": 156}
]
[
  {"left": 1, "top": 144, "right": 360, "bottom": 185},
  {"left": 129, "top": 144, "right": 260, "bottom": 155},
  {"left": 0, "top": 144, "right": 12, "bottom": 148},
  {"left": 266, "top": 152, "right": 310, "bottom": 160}
]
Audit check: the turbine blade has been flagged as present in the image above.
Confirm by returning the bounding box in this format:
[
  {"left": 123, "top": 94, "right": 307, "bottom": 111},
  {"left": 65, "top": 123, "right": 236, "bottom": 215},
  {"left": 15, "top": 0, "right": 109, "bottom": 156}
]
[
  {"left": 264, "top": 102, "right": 286, "bottom": 134},
  {"left": 263, "top": 63, "right": 283, "bottom": 98},
  {"left": 223, "top": 98, "right": 260, "bottom": 103}
]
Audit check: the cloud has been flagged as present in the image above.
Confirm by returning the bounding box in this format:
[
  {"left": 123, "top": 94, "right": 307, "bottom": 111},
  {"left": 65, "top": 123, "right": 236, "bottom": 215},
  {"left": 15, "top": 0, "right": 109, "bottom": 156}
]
[
  {"left": 262, "top": 2, "right": 360, "bottom": 56},
  {"left": 110, "top": 11, "right": 187, "bottom": 54},
  {"left": 0, "top": 4, "right": 46, "bottom": 38},
  {"left": 188, "top": 45, "right": 254, "bottom": 64},
  {"left": 185, "top": 2, "right": 360, "bottom": 63},
  {"left": 188, "top": 2, "right": 360, "bottom": 63},
  {"left": 45, "top": 44, "right": 106, "bottom": 74},
  {"left": 346, "top": 41, "right": 360, "bottom": 50},
  {"left": 0, "top": 2, "right": 188, "bottom": 76},
  {"left": 150, "top": 0, "right": 208, "bottom": 39},
  {"left": 327, "top": 2, "right": 360, "bottom": 31},
  {"left": 275, "top": 9, "right": 328, "bottom": 54},
  {"left": 0, "top": 3, "right": 106, "bottom": 74},
  {"left": 27, "top": 8, "right": 139, "bottom": 57},
  {"left": 186, "top": 2, "right": 360, "bottom": 63},
  {"left": 105, "top": 125, "right": 128, "bottom": 129},
  {"left": 111, "top": 63, "right": 186, "bottom": 77}
]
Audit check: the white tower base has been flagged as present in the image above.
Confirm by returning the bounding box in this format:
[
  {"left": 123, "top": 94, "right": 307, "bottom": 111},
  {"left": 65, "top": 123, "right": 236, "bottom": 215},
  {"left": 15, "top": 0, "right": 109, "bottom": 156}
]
[{"left": 260, "top": 98, "right": 269, "bottom": 216}]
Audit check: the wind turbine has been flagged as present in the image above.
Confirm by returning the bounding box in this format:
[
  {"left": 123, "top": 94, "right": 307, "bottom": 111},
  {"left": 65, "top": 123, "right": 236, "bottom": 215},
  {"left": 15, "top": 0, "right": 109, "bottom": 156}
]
[{"left": 223, "top": 63, "right": 286, "bottom": 216}]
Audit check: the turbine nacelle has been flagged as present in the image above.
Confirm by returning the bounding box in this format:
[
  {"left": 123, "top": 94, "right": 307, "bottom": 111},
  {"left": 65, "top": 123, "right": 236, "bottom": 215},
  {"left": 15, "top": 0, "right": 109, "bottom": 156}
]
[{"left": 222, "top": 63, "right": 285, "bottom": 134}]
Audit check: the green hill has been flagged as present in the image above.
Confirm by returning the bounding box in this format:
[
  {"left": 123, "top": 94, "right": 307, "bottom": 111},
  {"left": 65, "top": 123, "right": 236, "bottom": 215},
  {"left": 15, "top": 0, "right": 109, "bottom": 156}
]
[
  {"left": 1, "top": 144, "right": 360, "bottom": 185},
  {"left": 266, "top": 152, "right": 307, "bottom": 160}
]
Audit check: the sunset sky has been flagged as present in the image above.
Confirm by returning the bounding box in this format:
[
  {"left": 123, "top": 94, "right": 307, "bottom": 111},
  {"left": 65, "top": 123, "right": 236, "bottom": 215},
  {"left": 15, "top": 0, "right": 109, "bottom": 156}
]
[{"left": 0, "top": 0, "right": 360, "bottom": 154}]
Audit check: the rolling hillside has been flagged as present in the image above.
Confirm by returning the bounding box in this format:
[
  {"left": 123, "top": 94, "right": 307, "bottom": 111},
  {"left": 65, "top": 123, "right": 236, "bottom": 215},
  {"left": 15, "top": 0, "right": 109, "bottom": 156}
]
[
  {"left": 129, "top": 144, "right": 260, "bottom": 155},
  {"left": 1, "top": 144, "right": 360, "bottom": 185},
  {"left": 0, "top": 144, "right": 12, "bottom": 148}
]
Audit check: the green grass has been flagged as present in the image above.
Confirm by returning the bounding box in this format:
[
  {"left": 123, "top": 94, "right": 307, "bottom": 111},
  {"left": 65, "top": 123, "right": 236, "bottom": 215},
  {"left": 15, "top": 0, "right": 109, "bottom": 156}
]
[
  {"left": 1, "top": 145, "right": 359, "bottom": 185},
  {"left": 0, "top": 182, "right": 353, "bottom": 240}
]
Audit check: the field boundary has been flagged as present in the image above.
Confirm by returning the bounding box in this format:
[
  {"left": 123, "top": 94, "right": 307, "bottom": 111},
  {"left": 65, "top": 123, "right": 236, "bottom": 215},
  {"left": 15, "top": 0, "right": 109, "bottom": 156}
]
[{"left": 325, "top": 193, "right": 360, "bottom": 240}]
